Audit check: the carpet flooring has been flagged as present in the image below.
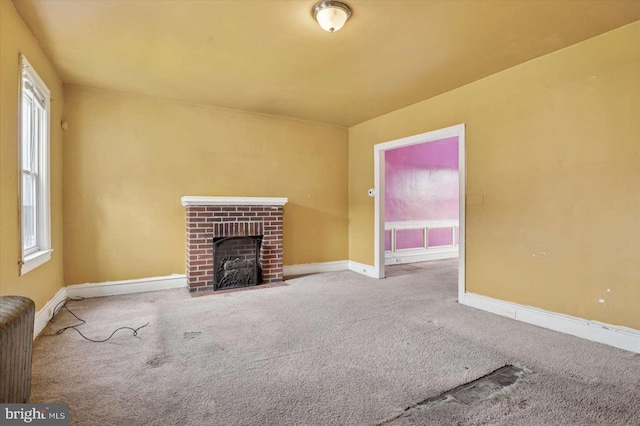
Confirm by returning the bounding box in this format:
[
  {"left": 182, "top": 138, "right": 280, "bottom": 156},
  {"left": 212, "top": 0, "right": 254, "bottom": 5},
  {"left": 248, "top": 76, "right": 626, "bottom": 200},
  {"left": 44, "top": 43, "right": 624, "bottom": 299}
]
[{"left": 31, "top": 259, "right": 640, "bottom": 425}]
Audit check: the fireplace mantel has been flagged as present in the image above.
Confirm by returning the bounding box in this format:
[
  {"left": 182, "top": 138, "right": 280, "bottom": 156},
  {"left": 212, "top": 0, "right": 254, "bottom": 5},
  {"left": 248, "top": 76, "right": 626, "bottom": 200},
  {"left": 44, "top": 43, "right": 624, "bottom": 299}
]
[{"left": 181, "top": 196, "right": 288, "bottom": 207}]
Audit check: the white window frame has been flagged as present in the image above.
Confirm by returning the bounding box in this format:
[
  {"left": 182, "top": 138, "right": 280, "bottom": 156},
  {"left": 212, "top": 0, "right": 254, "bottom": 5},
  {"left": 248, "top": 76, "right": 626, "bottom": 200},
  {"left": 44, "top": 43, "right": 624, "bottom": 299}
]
[{"left": 19, "top": 55, "right": 52, "bottom": 275}]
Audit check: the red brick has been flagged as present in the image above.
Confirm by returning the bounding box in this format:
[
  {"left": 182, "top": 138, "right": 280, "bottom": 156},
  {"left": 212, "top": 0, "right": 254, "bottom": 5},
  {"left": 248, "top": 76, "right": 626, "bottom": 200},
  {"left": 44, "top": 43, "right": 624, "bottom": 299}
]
[{"left": 185, "top": 203, "right": 286, "bottom": 291}]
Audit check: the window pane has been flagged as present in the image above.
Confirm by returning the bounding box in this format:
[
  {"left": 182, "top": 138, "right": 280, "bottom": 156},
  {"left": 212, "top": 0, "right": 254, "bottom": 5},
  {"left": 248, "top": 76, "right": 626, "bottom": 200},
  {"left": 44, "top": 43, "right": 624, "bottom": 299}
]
[
  {"left": 32, "top": 104, "right": 40, "bottom": 171},
  {"left": 21, "top": 97, "right": 32, "bottom": 171},
  {"left": 22, "top": 172, "right": 37, "bottom": 251}
]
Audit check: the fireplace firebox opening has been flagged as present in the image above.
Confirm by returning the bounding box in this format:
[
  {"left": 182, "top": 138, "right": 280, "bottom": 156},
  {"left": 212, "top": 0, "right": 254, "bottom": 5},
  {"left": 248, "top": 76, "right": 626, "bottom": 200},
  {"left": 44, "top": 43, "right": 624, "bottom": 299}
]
[{"left": 213, "top": 236, "right": 262, "bottom": 291}]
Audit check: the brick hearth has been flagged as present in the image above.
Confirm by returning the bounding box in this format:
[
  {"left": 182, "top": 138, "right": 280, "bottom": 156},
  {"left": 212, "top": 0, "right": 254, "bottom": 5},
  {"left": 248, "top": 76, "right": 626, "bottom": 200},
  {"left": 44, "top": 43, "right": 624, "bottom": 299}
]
[{"left": 182, "top": 196, "right": 288, "bottom": 292}]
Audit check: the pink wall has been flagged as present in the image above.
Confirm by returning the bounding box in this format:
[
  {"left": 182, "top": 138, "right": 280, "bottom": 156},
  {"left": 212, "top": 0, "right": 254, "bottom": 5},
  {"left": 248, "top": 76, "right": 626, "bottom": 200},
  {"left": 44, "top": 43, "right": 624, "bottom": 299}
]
[
  {"left": 385, "top": 136, "right": 459, "bottom": 250},
  {"left": 385, "top": 136, "right": 459, "bottom": 221}
]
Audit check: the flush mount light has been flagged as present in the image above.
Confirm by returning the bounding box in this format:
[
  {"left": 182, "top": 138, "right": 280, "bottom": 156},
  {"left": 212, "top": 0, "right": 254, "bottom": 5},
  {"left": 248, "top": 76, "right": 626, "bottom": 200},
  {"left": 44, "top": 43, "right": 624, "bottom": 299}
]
[{"left": 312, "top": 1, "right": 352, "bottom": 33}]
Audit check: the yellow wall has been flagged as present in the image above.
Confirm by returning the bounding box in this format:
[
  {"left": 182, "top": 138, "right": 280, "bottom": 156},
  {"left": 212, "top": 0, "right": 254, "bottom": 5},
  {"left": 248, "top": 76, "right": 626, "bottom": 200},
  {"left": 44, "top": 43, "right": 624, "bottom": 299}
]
[
  {"left": 4, "top": 0, "right": 637, "bottom": 334},
  {"left": 62, "top": 86, "right": 348, "bottom": 285},
  {"left": 0, "top": 1, "right": 65, "bottom": 310},
  {"left": 349, "top": 22, "right": 640, "bottom": 330}
]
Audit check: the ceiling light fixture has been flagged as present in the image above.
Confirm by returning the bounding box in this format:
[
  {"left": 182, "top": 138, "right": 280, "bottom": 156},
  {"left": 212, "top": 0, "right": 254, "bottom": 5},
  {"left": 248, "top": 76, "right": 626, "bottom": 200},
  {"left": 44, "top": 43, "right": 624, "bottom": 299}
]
[{"left": 312, "top": 1, "right": 352, "bottom": 33}]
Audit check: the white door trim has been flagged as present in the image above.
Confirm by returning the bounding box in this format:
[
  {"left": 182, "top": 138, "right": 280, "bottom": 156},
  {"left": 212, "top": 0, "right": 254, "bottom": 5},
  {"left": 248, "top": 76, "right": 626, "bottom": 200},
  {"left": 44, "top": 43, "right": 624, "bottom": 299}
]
[{"left": 373, "top": 124, "right": 466, "bottom": 299}]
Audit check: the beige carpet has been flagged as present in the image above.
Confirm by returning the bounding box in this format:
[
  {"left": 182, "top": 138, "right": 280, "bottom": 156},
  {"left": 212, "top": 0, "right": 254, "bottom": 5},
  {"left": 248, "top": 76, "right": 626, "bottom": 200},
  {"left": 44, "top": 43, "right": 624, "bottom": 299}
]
[{"left": 31, "top": 259, "right": 640, "bottom": 425}]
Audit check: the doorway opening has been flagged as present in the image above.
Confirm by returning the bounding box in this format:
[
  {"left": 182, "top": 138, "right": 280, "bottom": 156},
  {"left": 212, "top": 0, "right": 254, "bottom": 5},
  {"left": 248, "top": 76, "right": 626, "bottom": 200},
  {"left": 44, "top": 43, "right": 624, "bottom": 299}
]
[{"left": 373, "top": 124, "right": 465, "bottom": 301}]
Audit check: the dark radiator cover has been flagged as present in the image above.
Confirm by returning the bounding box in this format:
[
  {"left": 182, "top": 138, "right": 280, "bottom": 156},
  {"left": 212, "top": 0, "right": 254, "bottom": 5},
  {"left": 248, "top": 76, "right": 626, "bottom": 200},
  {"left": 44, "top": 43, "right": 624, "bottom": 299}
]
[{"left": 0, "top": 296, "right": 35, "bottom": 403}]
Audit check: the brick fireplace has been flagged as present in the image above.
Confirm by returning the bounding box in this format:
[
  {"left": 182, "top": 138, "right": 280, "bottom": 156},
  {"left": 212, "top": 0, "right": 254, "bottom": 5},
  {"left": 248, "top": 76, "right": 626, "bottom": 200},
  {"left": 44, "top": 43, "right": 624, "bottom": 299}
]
[{"left": 181, "top": 196, "right": 288, "bottom": 292}]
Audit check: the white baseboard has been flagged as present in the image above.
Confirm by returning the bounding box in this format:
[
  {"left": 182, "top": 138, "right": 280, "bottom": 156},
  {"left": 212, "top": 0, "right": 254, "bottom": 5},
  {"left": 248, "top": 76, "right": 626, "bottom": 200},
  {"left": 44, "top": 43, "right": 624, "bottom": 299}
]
[
  {"left": 460, "top": 292, "right": 640, "bottom": 354},
  {"left": 66, "top": 274, "right": 187, "bottom": 299},
  {"left": 385, "top": 249, "right": 458, "bottom": 265},
  {"left": 283, "top": 260, "right": 348, "bottom": 276},
  {"left": 34, "top": 286, "right": 67, "bottom": 339},
  {"left": 283, "top": 260, "right": 379, "bottom": 279},
  {"left": 348, "top": 261, "right": 378, "bottom": 278}
]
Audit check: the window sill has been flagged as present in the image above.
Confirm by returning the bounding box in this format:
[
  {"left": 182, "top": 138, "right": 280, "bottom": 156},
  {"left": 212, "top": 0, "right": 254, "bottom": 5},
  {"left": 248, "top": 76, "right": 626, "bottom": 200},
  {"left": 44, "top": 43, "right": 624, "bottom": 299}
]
[{"left": 21, "top": 249, "right": 53, "bottom": 275}]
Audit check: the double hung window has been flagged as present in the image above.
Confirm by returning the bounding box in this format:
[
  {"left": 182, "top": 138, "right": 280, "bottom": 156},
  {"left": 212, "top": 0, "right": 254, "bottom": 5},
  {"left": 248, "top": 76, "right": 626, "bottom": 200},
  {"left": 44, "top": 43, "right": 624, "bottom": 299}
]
[{"left": 19, "top": 55, "right": 52, "bottom": 275}]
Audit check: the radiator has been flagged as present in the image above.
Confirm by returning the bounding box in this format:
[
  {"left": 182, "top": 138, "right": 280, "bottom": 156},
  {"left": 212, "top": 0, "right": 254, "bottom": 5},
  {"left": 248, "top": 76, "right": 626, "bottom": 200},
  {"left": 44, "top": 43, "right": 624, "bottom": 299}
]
[{"left": 0, "top": 296, "right": 35, "bottom": 403}]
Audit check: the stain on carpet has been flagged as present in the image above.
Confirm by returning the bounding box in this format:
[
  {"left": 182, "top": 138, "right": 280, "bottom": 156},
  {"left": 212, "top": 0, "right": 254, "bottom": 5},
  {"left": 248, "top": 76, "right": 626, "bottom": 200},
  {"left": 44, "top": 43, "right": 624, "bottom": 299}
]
[
  {"left": 379, "top": 365, "right": 532, "bottom": 424},
  {"left": 145, "top": 355, "right": 170, "bottom": 368},
  {"left": 184, "top": 331, "right": 202, "bottom": 339}
]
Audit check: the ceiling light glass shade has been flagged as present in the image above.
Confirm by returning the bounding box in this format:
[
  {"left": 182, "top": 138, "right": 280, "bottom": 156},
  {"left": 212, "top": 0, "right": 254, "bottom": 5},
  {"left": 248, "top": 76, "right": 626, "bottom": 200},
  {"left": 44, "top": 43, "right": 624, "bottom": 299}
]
[{"left": 312, "top": 1, "right": 352, "bottom": 33}]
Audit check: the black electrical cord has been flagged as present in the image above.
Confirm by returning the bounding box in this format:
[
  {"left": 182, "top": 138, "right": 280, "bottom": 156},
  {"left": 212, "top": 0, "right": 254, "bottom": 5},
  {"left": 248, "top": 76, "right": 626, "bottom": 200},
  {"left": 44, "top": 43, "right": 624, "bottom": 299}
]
[{"left": 50, "top": 297, "right": 148, "bottom": 343}]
